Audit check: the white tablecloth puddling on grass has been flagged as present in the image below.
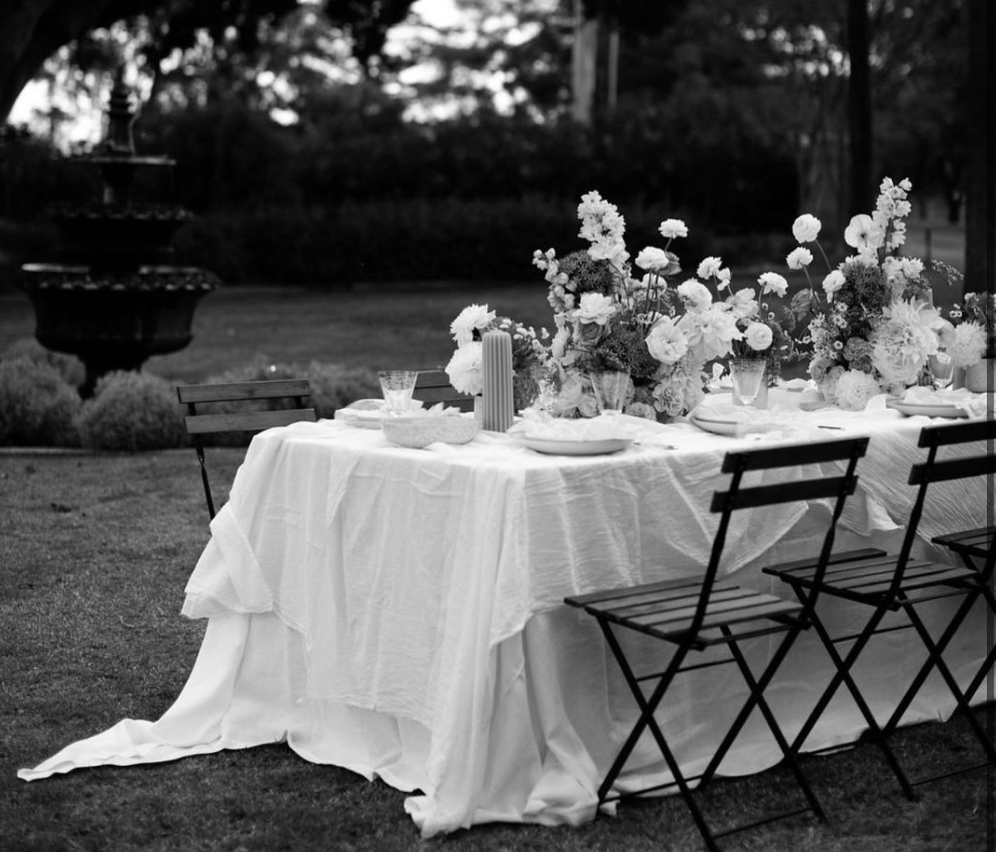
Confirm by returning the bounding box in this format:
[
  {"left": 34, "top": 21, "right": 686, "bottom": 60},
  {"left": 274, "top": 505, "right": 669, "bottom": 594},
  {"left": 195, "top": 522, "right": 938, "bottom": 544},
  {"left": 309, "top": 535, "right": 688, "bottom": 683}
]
[{"left": 19, "top": 390, "right": 992, "bottom": 838}]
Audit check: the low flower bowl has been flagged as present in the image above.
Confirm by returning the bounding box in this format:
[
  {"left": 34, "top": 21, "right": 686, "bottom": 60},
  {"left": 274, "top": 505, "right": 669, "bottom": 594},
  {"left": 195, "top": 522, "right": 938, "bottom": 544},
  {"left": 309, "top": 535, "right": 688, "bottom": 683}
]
[{"left": 381, "top": 415, "right": 479, "bottom": 449}]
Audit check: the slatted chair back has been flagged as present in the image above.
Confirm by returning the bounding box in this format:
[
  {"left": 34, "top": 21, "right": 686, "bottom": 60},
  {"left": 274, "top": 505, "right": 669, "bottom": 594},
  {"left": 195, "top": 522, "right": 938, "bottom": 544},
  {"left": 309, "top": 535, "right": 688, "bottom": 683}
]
[
  {"left": 177, "top": 379, "right": 318, "bottom": 520},
  {"left": 889, "top": 418, "right": 996, "bottom": 597},
  {"left": 694, "top": 437, "right": 869, "bottom": 639},
  {"left": 412, "top": 369, "right": 474, "bottom": 412}
]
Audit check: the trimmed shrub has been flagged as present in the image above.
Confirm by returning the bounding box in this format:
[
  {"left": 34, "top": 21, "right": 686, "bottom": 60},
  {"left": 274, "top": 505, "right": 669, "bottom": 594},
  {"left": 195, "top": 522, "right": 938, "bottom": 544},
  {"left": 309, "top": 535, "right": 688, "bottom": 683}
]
[
  {"left": 1, "top": 337, "right": 86, "bottom": 388},
  {"left": 76, "top": 371, "right": 187, "bottom": 452},
  {"left": 0, "top": 357, "right": 82, "bottom": 446}
]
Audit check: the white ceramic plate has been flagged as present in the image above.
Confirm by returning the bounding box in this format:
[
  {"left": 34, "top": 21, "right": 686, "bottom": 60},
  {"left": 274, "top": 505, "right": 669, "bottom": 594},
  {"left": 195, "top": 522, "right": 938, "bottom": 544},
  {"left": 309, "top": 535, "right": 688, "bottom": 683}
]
[
  {"left": 517, "top": 436, "right": 632, "bottom": 456},
  {"left": 688, "top": 415, "right": 743, "bottom": 436},
  {"left": 886, "top": 399, "right": 968, "bottom": 419}
]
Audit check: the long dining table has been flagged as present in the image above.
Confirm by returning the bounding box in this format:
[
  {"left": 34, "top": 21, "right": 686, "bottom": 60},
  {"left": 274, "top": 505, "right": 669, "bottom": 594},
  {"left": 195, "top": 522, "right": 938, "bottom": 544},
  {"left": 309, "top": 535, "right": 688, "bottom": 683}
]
[{"left": 18, "top": 389, "right": 992, "bottom": 837}]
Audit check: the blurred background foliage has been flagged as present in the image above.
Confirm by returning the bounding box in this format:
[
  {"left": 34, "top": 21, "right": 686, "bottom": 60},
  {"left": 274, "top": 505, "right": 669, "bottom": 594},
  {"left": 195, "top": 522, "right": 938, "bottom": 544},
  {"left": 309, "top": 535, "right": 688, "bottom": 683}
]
[{"left": 0, "top": 0, "right": 972, "bottom": 287}]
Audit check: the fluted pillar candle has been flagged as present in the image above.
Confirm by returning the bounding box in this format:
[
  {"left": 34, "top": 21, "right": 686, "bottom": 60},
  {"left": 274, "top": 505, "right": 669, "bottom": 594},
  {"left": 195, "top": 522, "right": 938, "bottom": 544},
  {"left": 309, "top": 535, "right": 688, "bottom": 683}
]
[{"left": 481, "top": 330, "right": 514, "bottom": 432}]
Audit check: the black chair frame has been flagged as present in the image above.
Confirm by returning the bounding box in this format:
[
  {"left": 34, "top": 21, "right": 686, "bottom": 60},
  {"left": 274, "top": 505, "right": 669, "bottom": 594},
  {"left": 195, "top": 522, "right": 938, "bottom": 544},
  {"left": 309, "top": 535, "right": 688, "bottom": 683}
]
[
  {"left": 766, "top": 418, "right": 996, "bottom": 799},
  {"left": 177, "top": 379, "right": 317, "bottom": 520},
  {"left": 566, "top": 437, "right": 869, "bottom": 851}
]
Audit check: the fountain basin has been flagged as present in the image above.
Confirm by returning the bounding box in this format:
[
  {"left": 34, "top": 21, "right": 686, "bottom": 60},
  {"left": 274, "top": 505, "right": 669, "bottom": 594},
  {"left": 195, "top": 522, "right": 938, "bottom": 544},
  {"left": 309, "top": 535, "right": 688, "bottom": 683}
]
[{"left": 20, "top": 263, "right": 218, "bottom": 394}]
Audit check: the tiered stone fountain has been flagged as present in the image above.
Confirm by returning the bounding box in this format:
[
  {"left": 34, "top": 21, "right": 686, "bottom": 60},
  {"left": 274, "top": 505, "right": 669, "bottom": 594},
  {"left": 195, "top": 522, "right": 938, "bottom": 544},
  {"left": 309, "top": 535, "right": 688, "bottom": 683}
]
[{"left": 19, "top": 69, "right": 218, "bottom": 395}]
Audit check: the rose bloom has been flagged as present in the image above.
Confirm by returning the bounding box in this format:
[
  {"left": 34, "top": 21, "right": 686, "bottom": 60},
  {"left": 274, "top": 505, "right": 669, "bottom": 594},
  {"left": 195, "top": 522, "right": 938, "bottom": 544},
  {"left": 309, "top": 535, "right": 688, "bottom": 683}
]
[
  {"left": 697, "top": 256, "right": 724, "bottom": 280},
  {"left": 822, "top": 270, "right": 846, "bottom": 299},
  {"left": 659, "top": 218, "right": 688, "bottom": 239},
  {"left": 786, "top": 247, "right": 814, "bottom": 270},
  {"left": 575, "top": 292, "right": 616, "bottom": 325},
  {"left": 743, "top": 321, "right": 773, "bottom": 351},
  {"left": 645, "top": 316, "right": 689, "bottom": 364},
  {"left": 757, "top": 271, "right": 788, "bottom": 297},
  {"left": 792, "top": 214, "right": 822, "bottom": 244}
]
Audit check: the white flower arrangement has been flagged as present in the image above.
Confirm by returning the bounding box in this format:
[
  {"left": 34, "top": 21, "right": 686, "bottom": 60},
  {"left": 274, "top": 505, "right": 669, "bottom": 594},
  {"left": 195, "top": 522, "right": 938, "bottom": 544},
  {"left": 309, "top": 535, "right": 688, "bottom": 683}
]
[
  {"left": 785, "top": 177, "right": 962, "bottom": 408},
  {"left": 531, "top": 191, "right": 796, "bottom": 420},
  {"left": 445, "top": 306, "right": 548, "bottom": 399}
]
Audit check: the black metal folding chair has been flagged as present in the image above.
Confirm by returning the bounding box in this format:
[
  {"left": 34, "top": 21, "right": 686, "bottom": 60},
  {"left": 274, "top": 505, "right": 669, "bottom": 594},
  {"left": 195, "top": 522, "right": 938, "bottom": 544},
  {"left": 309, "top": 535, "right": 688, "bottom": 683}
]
[
  {"left": 565, "top": 437, "right": 870, "bottom": 851},
  {"left": 177, "top": 379, "right": 317, "bottom": 520},
  {"left": 765, "top": 417, "right": 996, "bottom": 800},
  {"left": 411, "top": 369, "right": 474, "bottom": 412}
]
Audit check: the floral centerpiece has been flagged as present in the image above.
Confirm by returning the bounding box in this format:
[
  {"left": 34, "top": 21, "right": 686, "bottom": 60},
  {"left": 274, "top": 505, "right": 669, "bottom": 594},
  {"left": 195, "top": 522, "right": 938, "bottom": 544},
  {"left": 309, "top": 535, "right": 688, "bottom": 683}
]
[
  {"left": 531, "top": 191, "right": 795, "bottom": 420},
  {"left": 785, "top": 177, "right": 962, "bottom": 410},
  {"left": 444, "top": 304, "right": 549, "bottom": 409}
]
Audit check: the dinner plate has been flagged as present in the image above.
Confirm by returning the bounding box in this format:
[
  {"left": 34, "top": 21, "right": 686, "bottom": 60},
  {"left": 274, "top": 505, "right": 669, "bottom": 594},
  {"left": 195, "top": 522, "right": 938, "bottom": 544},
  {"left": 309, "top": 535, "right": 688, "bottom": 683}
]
[
  {"left": 886, "top": 399, "right": 968, "bottom": 419},
  {"left": 688, "top": 415, "right": 740, "bottom": 437},
  {"left": 517, "top": 436, "right": 632, "bottom": 456}
]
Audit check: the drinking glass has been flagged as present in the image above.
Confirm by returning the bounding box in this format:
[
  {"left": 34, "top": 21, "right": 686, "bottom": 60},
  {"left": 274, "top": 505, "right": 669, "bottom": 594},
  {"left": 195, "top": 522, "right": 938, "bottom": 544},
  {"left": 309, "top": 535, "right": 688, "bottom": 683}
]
[
  {"left": 378, "top": 370, "right": 419, "bottom": 415},
  {"left": 729, "top": 359, "right": 767, "bottom": 407},
  {"left": 929, "top": 352, "right": 954, "bottom": 391},
  {"left": 589, "top": 371, "right": 630, "bottom": 415}
]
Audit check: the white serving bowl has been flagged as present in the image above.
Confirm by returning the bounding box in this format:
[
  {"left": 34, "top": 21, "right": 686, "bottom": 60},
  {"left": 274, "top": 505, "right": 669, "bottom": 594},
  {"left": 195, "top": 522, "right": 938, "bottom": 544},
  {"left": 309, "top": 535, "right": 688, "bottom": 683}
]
[{"left": 381, "top": 415, "right": 479, "bottom": 449}]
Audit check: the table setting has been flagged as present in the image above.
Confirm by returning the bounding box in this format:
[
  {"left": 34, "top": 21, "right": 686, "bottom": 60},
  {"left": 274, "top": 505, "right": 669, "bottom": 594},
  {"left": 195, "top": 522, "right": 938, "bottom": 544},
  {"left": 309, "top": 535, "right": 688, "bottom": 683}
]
[{"left": 17, "top": 178, "right": 993, "bottom": 841}]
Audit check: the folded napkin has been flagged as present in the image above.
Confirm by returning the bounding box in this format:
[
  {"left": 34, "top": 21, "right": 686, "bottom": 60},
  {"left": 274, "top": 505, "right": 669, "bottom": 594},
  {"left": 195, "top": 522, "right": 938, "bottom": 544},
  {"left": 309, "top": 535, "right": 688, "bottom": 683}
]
[
  {"left": 509, "top": 411, "right": 649, "bottom": 441},
  {"left": 899, "top": 386, "right": 993, "bottom": 418}
]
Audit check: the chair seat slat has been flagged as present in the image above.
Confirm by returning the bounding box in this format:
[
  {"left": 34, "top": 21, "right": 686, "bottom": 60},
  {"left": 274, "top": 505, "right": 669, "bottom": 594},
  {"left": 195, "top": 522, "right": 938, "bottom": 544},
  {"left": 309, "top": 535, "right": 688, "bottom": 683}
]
[{"left": 567, "top": 577, "right": 737, "bottom": 608}]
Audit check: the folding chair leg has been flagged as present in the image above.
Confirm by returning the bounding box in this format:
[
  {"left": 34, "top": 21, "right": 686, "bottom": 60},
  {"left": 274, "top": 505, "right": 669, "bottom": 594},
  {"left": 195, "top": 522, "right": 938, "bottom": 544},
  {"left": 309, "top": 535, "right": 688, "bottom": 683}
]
[
  {"left": 891, "top": 600, "right": 996, "bottom": 768},
  {"left": 597, "top": 621, "right": 719, "bottom": 850},
  {"left": 720, "top": 627, "right": 826, "bottom": 824},
  {"left": 793, "top": 597, "right": 917, "bottom": 800}
]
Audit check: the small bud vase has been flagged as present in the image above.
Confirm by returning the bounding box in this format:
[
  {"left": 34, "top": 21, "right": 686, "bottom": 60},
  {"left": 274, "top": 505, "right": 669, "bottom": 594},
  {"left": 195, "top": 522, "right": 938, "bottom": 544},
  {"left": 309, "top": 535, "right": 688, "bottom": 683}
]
[
  {"left": 964, "top": 359, "right": 993, "bottom": 393},
  {"left": 731, "top": 362, "right": 769, "bottom": 408}
]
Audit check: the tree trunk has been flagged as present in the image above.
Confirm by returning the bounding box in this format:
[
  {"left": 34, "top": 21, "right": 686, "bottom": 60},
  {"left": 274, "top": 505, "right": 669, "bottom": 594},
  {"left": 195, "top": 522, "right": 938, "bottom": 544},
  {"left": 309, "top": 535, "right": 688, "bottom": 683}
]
[
  {"left": 0, "top": 0, "right": 156, "bottom": 125},
  {"left": 571, "top": 1, "right": 598, "bottom": 127},
  {"left": 964, "top": 0, "right": 994, "bottom": 298},
  {"left": 846, "top": 0, "right": 872, "bottom": 216}
]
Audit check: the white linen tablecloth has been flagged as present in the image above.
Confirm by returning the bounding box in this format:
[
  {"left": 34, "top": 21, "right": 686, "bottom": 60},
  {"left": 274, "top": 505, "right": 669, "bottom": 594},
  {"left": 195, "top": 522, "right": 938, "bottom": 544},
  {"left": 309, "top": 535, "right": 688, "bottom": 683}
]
[{"left": 19, "top": 397, "right": 993, "bottom": 838}]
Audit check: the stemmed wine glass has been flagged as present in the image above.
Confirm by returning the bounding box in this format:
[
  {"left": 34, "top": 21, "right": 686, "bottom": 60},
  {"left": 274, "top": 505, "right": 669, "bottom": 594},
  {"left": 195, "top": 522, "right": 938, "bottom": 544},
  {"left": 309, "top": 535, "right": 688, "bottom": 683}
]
[
  {"left": 589, "top": 371, "right": 631, "bottom": 416},
  {"left": 729, "top": 359, "right": 767, "bottom": 408},
  {"left": 378, "top": 370, "right": 419, "bottom": 415}
]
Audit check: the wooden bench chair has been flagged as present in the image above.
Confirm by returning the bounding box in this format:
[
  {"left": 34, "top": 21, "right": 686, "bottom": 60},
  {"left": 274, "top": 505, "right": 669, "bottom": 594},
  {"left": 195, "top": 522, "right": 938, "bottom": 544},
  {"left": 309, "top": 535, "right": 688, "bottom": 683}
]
[
  {"left": 565, "top": 437, "right": 870, "bottom": 851},
  {"left": 411, "top": 369, "right": 474, "bottom": 412},
  {"left": 764, "top": 418, "right": 996, "bottom": 800},
  {"left": 177, "top": 379, "right": 317, "bottom": 520}
]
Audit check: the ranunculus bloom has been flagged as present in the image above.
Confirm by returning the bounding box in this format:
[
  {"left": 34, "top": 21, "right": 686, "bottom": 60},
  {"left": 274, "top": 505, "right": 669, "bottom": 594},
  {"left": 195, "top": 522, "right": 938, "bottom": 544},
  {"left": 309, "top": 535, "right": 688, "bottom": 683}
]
[
  {"left": 645, "top": 316, "right": 688, "bottom": 364},
  {"left": 743, "top": 321, "right": 773, "bottom": 351},
  {"left": 635, "top": 246, "right": 672, "bottom": 271},
  {"left": 677, "top": 279, "right": 713, "bottom": 311},
  {"left": 575, "top": 292, "right": 616, "bottom": 325},
  {"left": 697, "top": 256, "right": 724, "bottom": 280},
  {"left": 786, "top": 247, "right": 813, "bottom": 270},
  {"left": 757, "top": 272, "right": 788, "bottom": 297},
  {"left": 659, "top": 219, "right": 688, "bottom": 239},
  {"left": 792, "top": 214, "right": 822, "bottom": 243},
  {"left": 822, "top": 270, "right": 846, "bottom": 299}
]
